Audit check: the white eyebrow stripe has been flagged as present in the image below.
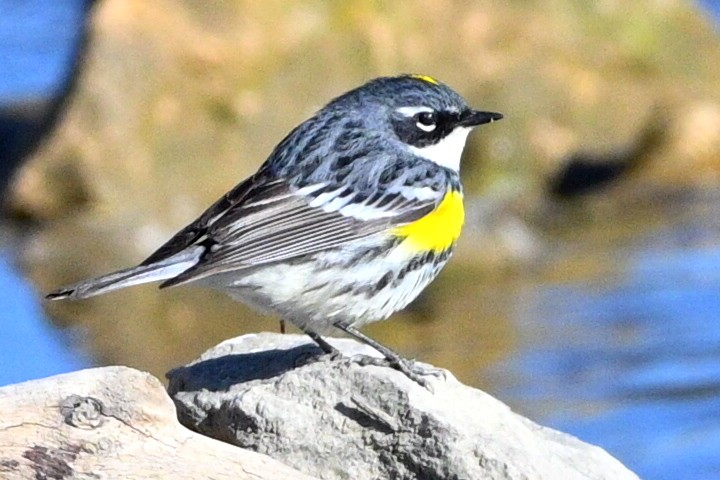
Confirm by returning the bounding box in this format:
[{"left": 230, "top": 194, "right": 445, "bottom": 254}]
[{"left": 396, "top": 106, "right": 434, "bottom": 117}]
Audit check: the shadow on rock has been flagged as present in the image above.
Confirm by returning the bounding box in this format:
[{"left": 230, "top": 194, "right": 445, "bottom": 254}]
[{"left": 167, "top": 342, "right": 325, "bottom": 393}]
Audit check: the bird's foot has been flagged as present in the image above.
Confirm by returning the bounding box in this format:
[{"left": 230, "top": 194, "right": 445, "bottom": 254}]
[
  {"left": 295, "top": 349, "right": 343, "bottom": 368},
  {"left": 352, "top": 354, "right": 445, "bottom": 391}
]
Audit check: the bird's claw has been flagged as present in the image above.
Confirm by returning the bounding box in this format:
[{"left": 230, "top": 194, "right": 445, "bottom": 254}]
[{"left": 351, "top": 354, "right": 445, "bottom": 391}]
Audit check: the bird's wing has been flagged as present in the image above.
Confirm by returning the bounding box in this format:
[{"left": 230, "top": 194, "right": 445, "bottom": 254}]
[
  {"left": 150, "top": 174, "right": 442, "bottom": 288},
  {"left": 140, "top": 173, "right": 259, "bottom": 266}
]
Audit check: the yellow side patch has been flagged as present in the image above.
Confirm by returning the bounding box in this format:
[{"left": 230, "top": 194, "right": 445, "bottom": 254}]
[
  {"left": 393, "top": 190, "right": 464, "bottom": 253},
  {"left": 410, "top": 74, "right": 439, "bottom": 85}
]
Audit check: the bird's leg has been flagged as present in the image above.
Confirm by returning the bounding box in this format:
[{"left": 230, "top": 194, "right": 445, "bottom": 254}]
[
  {"left": 279, "top": 319, "right": 286, "bottom": 334},
  {"left": 333, "top": 323, "right": 445, "bottom": 389},
  {"left": 302, "top": 327, "right": 341, "bottom": 356},
  {"left": 293, "top": 326, "right": 343, "bottom": 368}
]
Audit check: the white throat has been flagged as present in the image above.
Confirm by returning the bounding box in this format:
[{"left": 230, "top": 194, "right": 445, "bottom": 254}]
[{"left": 408, "top": 127, "right": 471, "bottom": 171}]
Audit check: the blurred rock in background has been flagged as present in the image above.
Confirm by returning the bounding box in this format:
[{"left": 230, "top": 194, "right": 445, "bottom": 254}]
[{"left": 6, "top": 0, "right": 720, "bottom": 381}]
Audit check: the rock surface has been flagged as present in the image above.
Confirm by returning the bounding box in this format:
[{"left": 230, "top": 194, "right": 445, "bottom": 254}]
[
  {"left": 168, "top": 333, "right": 639, "bottom": 480},
  {"left": 0, "top": 365, "right": 317, "bottom": 480}
]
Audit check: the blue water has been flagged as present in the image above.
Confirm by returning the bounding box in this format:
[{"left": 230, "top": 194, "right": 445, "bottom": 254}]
[
  {"left": 0, "top": 0, "right": 86, "bottom": 101},
  {"left": 494, "top": 203, "right": 720, "bottom": 480},
  {"left": 0, "top": 250, "right": 88, "bottom": 385},
  {"left": 0, "top": 0, "right": 90, "bottom": 385},
  {"left": 699, "top": 0, "right": 720, "bottom": 22}
]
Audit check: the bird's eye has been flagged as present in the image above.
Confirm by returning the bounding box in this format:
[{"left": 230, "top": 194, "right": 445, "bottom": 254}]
[{"left": 415, "top": 111, "right": 437, "bottom": 132}]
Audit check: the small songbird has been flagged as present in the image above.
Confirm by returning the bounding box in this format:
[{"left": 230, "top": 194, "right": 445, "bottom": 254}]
[{"left": 47, "top": 74, "right": 502, "bottom": 386}]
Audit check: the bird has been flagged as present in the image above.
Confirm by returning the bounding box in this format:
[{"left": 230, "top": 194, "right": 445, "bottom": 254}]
[{"left": 46, "top": 74, "right": 502, "bottom": 387}]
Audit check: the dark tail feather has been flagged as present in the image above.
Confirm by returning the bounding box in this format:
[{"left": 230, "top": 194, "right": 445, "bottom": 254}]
[{"left": 46, "top": 247, "right": 203, "bottom": 300}]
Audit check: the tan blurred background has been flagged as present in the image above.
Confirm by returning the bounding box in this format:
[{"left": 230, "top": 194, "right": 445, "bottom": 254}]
[{"left": 6, "top": 0, "right": 720, "bottom": 387}]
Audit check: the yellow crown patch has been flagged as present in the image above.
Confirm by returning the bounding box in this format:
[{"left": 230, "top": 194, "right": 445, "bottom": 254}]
[{"left": 410, "top": 74, "right": 439, "bottom": 85}]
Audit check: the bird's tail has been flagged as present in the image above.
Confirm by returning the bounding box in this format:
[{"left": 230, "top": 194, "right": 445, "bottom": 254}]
[{"left": 46, "top": 247, "right": 204, "bottom": 300}]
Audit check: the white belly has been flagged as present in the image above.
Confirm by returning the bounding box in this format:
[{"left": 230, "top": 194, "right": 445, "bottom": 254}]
[{"left": 205, "top": 237, "right": 452, "bottom": 334}]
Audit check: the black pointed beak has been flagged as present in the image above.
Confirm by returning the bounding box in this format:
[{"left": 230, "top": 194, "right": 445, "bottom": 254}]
[{"left": 459, "top": 110, "right": 503, "bottom": 127}]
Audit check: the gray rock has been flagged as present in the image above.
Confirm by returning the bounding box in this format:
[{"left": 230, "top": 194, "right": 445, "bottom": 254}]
[
  {"left": 0, "top": 365, "right": 316, "bottom": 479},
  {"left": 167, "top": 333, "right": 638, "bottom": 480}
]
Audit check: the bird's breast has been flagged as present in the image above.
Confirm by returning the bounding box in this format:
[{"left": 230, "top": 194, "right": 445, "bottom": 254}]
[{"left": 392, "top": 189, "right": 464, "bottom": 253}]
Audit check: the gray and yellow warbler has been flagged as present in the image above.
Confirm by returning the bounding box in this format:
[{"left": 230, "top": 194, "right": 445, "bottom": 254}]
[{"left": 47, "top": 74, "right": 502, "bottom": 386}]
